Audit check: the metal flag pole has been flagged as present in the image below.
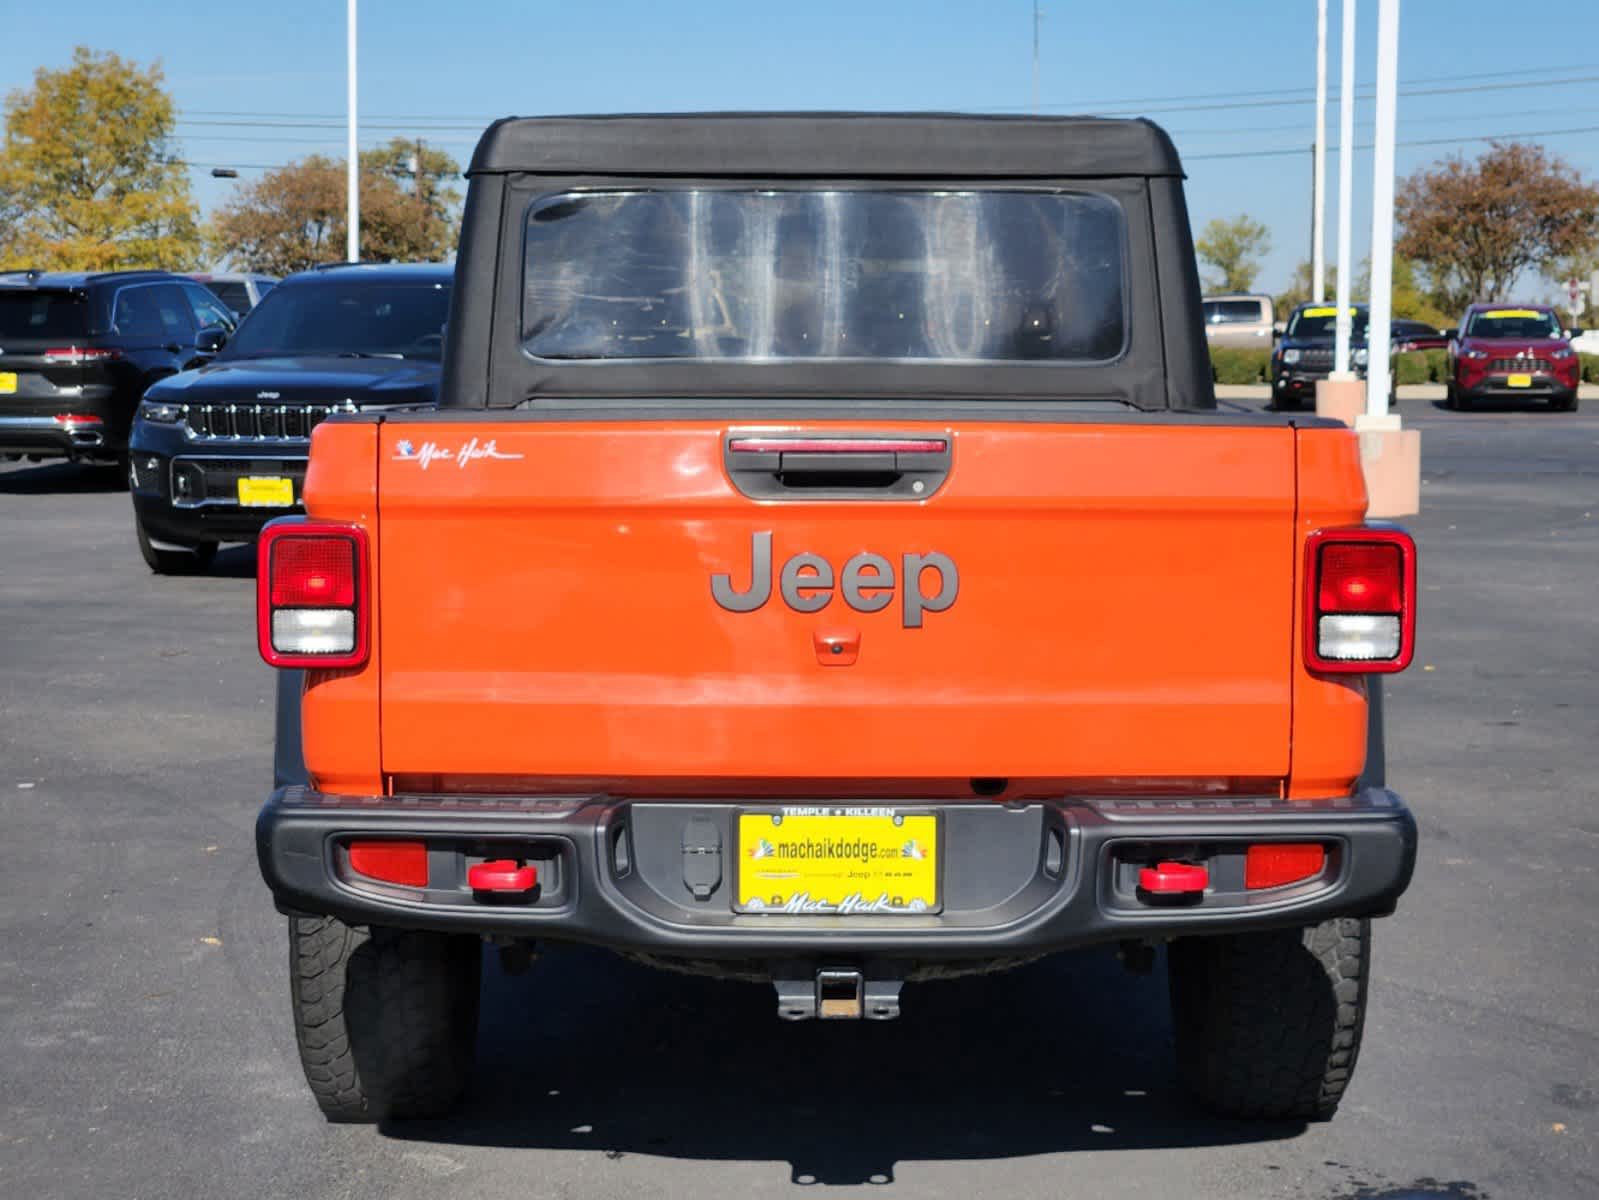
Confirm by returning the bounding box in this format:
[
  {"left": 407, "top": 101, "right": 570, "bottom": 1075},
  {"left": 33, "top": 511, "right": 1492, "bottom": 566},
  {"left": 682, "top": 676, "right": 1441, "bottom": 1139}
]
[
  {"left": 346, "top": 0, "right": 360, "bottom": 263},
  {"left": 1363, "top": 0, "right": 1400, "bottom": 422},
  {"left": 1333, "top": 0, "right": 1357, "bottom": 376},
  {"left": 1312, "top": 0, "right": 1328, "bottom": 302}
]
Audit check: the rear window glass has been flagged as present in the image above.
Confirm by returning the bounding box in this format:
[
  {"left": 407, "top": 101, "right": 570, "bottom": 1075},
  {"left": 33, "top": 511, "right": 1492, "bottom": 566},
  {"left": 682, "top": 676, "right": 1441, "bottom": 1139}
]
[
  {"left": 522, "top": 189, "right": 1127, "bottom": 363},
  {"left": 1204, "top": 300, "right": 1265, "bottom": 324},
  {"left": 0, "top": 291, "right": 89, "bottom": 340},
  {"left": 1466, "top": 309, "right": 1559, "bottom": 339},
  {"left": 207, "top": 281, "right": 254, "bottom": 313}
]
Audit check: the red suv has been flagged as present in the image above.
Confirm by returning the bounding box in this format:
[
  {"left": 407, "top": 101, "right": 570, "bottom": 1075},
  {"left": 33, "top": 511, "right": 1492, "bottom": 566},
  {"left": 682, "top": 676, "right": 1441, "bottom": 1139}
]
[{"left": 1447, "top": 304, "right": 1579, "bottom": 412}]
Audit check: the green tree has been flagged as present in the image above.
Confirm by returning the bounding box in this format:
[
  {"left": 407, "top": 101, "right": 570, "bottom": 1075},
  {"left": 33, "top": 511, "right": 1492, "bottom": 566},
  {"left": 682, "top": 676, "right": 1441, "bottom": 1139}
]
[
  {"left": 0, "top": 47, "right": 200, "bottom": 270},
  {"left": 1396, "top": 141, "right": 1599, "bottom": 313},
  {"left": 1196, "top": 214, "right": 1271, "bottom": 294},
  {"left": 206, "top": 143, "right": 461, "bottom": 275}
]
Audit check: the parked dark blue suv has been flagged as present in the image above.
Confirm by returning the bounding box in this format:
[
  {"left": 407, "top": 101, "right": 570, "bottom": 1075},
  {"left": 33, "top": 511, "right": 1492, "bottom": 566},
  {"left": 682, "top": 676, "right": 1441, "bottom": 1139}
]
[
  {"left": 128, "top": 263, "right": 452, "bottom": 573},
  {"left": 0, "top": 270, "right": 236, "bottom": 465}
]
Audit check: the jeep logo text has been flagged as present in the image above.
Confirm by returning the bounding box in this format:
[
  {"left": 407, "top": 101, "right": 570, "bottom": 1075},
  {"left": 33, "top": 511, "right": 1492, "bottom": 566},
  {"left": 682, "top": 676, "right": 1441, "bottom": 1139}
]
[{"left": 711, "top": 531, "right": 958, "bottom": 628}]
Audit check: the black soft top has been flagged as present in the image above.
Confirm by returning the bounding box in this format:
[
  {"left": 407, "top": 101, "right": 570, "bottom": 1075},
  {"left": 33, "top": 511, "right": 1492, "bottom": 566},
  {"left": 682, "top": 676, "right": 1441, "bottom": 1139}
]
[{"left": 468, "top": 112, "right": 1185, "bottom": 179}]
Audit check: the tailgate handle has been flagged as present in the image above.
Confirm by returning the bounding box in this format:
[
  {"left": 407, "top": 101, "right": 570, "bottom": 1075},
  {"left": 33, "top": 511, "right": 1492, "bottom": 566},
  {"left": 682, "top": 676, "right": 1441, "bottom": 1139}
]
[{"left": 725, "top": 434, "right": 951, "bottom": 500}]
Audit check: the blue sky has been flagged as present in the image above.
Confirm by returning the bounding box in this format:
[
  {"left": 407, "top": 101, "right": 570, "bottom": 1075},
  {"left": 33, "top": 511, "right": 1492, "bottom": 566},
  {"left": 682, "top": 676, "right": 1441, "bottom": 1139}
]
[{"left": 6, "top": 0, "right": 1598, "bottom": 298}]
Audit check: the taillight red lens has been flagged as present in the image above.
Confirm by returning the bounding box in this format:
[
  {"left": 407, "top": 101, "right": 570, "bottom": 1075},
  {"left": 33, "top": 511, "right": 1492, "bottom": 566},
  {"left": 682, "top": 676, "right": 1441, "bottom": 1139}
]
[
  {"left": 270, "top": 537, "right": 356, "bottom": 608},
  {"left": 1245, "top": 843, "right": 1326, "bottom": 890},
  {"left": 51, "top": 413, "right": 104, "bottom": 426},
  {"left": 1318, "top": 542, "right": 1403, "bottom": 612},
  {"left": 43, "top": 346, "right": 121, "bottom": 364},
  {"left": 348, "top": 841, "right": 429, "bottom": 887},
  {"left": 1305, "top": 527, "right": 1416, "bottom": 674},
  {"left": 256, "top": 522, "right": 370, "bottom": 669}
]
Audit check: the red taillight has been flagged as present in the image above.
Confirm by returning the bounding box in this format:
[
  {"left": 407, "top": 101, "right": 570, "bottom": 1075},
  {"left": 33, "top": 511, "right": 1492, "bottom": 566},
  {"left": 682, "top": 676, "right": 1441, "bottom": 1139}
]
[
  {"left": 269, "top": 537, "right": 357, "bottom": 608},
  {"left": 51, "top": 413, "right": 104, "bottom": 426},
  {"left": 348, "top": 840, "right": 429, "bottom": 887},
  {"left": 42, "top": 346, "right": 122, "bottom": 364},
  {"left": 1245, "top": 843, "right": 1326, "bottom": 890},
  {"left": 1305, "top": 527, "right": 1416, "bottom": 674},
  {"left": 257, "top": 522, "right": 370, "bottom": 669},
  {"left": 1318, "top": 542, "right": 1404, "bottom": 613}
]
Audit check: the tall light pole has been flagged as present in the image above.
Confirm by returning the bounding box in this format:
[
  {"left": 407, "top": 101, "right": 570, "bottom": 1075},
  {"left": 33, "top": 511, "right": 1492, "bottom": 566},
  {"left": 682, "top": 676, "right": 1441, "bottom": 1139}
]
[
  {"left": 346, "top": 0, "right": 359, "bottom": 263},
  {"left": 1364, "top": 0, "right": 1400, "bottom": 422},
  {"left": 1333, "top": 0, "right": 1357, "bottom": 376},
  {"left": 1312, "top": 0, "right": 1328, "bottom": 302}
]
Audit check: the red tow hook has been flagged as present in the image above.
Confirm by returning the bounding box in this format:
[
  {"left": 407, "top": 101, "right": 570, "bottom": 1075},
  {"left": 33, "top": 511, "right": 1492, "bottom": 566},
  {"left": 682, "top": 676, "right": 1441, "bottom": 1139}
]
[
  {"left": 468, "top": 859, "right": 538, "bottom": 893},
  {"left": 1137, "top": 861, "right": 1209, "bottom": 896}
]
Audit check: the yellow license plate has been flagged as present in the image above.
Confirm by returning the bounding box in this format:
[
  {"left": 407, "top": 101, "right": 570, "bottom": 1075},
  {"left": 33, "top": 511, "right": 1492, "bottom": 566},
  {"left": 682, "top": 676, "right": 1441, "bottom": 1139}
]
[
  {"left": 1507, "top": 373, "right": 1533, "bottom": 388},
  {"left": 237, "top": 476, "right": 295, "bottom": 507},
  {"left": 0, "top": 372, "right": 16, "bottom": 394},
  {"left": 737, "top": 809, "right": 940, "bottom": 914}
]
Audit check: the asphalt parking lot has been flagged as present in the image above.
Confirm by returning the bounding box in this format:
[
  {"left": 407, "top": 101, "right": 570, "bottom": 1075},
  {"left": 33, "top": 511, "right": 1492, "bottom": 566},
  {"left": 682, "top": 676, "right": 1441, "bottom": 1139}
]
[{"left": 2, "top": 394, "right": 1596, "bottom": 1200}]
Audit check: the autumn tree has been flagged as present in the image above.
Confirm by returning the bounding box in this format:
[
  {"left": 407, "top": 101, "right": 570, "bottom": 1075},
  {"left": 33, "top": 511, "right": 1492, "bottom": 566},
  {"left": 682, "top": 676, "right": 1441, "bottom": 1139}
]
[
  {"left": 206, "top": 140, "right": 460, "bottom": 275},
  {"left": 0, "top": 47, "right": 200, "bottom": 270},
  {"left": 1274, "top": 259, "right": 1340, "bottom": 320},
  {"left": 1196, "top": 214, "right": 1271, "bottom": 294},
  {"left": 1396, "top": 142, "right": 1599, "bottom": 313}
]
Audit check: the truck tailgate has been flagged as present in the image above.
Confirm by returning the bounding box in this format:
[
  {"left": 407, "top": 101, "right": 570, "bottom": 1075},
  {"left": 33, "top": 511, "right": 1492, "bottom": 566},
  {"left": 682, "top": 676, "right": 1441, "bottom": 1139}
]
[{"left": 375, "top": 420, "right": 1296, "bottom": 787}]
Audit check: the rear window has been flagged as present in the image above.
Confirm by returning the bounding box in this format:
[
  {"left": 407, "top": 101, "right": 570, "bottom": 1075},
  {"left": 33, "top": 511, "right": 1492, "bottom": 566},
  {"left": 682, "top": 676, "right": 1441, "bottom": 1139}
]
[
  {"left": 1204, "top": 299, "right": 1265, "bottom": 324},
  {"left": 0, "top": 291, "right": 89, "bottom": 341},
  {"left": 1466, "top": 309, "right": 1559, "bottom": 339},
  {"left": 206, "top": 281, "right": 254, "bottom": 313},
  {"left": 521, "top": 189, "right": 1127, "bottom": 363}
]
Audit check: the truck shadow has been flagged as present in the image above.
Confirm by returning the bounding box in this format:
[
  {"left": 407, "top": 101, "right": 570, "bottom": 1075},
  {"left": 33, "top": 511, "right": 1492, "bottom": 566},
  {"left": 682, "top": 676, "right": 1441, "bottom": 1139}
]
[
  {"left": 0, "top": 461, "right": 127, "bottom": 494},
  {"left": 383, "top": 944, "right": 1304, "bottom": 1182}
]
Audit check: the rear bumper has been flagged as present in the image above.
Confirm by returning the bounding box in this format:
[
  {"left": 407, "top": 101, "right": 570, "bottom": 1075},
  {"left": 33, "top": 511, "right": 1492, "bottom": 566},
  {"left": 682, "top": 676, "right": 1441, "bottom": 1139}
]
[
  {"left": 257, "top": 786, "right": 1417, "bottom": 960},
  {"left": 0, "top": 414, "right": 119, "bottom": 459}
]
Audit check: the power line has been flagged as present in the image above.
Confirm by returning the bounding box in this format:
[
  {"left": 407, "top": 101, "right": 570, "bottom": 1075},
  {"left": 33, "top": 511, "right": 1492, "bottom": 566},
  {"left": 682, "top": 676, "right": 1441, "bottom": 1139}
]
[
  {"left": 1186, "top": 124, "right": 1599, "bottom": 162},
  {"left": 167, "top": 66, "right": 1599, "bottom": 131}
]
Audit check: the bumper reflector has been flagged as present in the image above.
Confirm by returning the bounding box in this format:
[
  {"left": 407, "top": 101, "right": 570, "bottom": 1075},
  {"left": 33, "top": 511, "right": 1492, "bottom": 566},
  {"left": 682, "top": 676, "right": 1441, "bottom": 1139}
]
[
  {"left": 1245, "top": 843, "right": 1326, "bottom": 890},
  {"left": 348, "top": 840, "right": 429, "bottom": 887},
  {"left": 271, "top": 608, "right": 355, "bottom": 656},
  {"left": 1317, "top": 613, "right": 1401, "bottom": 661}
]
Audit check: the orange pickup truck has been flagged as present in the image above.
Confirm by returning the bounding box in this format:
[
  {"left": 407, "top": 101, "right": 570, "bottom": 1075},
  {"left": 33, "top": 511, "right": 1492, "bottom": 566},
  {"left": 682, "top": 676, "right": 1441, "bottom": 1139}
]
[{"left": 254, "top": 114, "right": 1417, "bottom": 1124}]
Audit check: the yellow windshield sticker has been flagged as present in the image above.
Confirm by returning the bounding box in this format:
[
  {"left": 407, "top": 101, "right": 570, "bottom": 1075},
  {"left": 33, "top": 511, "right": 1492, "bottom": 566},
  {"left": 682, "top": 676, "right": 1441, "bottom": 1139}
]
[
  {"left": 1483, "top": 309, "right": 1542, "bottom": 319},
  {"left": 1302, "top": 306, "right": 1339, "bottom": 317}
]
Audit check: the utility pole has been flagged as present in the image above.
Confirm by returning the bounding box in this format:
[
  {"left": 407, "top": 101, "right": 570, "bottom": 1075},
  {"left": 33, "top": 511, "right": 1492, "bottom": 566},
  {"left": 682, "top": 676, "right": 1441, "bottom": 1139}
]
[
  {"left": 411, "top": 138, "right": 425, "bottom": 199},
  {"left": 1312, "top": 0, "right": 1328, "bottom": 302},
  {"left": 1333, "top": 0, "right": 1357, "bottom": 376},
  {"left": 346, "top": 0, "right": 359, "bottom": 263},
  {"left": 1032, "top": 2, "right": 1042, "bottom": 115}
]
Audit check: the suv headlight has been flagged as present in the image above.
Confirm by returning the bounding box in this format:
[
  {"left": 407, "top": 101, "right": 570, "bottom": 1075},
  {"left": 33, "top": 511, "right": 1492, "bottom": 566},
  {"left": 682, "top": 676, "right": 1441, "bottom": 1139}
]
[
  {"left": 1463, "top": 348, "right": 1489, "bottom": 361},
  {"left": 1282, "top": 348, "right": 1301, "bottom": 365},
  {"left": 1550, "top": 346, "right": 1575, "bottom": 361},
  {"left": 139, "top": 399, "right": 184, "bottom": 424},
  {"left": 1353, "top": 348, "right": 1369, "bottom": 366}
]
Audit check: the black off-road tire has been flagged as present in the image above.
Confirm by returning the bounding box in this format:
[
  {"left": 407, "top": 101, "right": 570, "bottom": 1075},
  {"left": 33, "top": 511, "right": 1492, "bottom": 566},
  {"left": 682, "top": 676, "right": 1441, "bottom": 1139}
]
[
  {"left": 1168, "top": 917, "right": 1370, "bottom": 1121},
  {"left": 288, "top": 916, "right": 481, "bottom": 1122},
  {"left": 134, "top": 511, "right": 217, "bottom": 575}
]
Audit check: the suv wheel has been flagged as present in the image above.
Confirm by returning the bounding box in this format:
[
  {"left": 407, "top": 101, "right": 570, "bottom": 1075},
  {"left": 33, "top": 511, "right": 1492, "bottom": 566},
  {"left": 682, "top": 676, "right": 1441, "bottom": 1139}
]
[
  {"left": 1168, "top": 917, "right": 1369, "bottom": 1120},
  {"left": 134, "top": 512, "right": 217, "bottom": 575},
  {"left": 289, "top": 916, "right": 480, "bottom": 1122}
]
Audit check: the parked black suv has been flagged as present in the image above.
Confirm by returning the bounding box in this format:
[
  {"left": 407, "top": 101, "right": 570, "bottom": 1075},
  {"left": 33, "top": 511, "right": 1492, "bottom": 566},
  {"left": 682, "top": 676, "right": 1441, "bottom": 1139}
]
[
  {"left": 1270, "top": 302, "right": 1371, "bottom": 408},
  {"left": 128, "top": 262, "right": 452, "bottom": 572},
  {"left": 0, "top": 270, "right": 236, "bottom": 464}
]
